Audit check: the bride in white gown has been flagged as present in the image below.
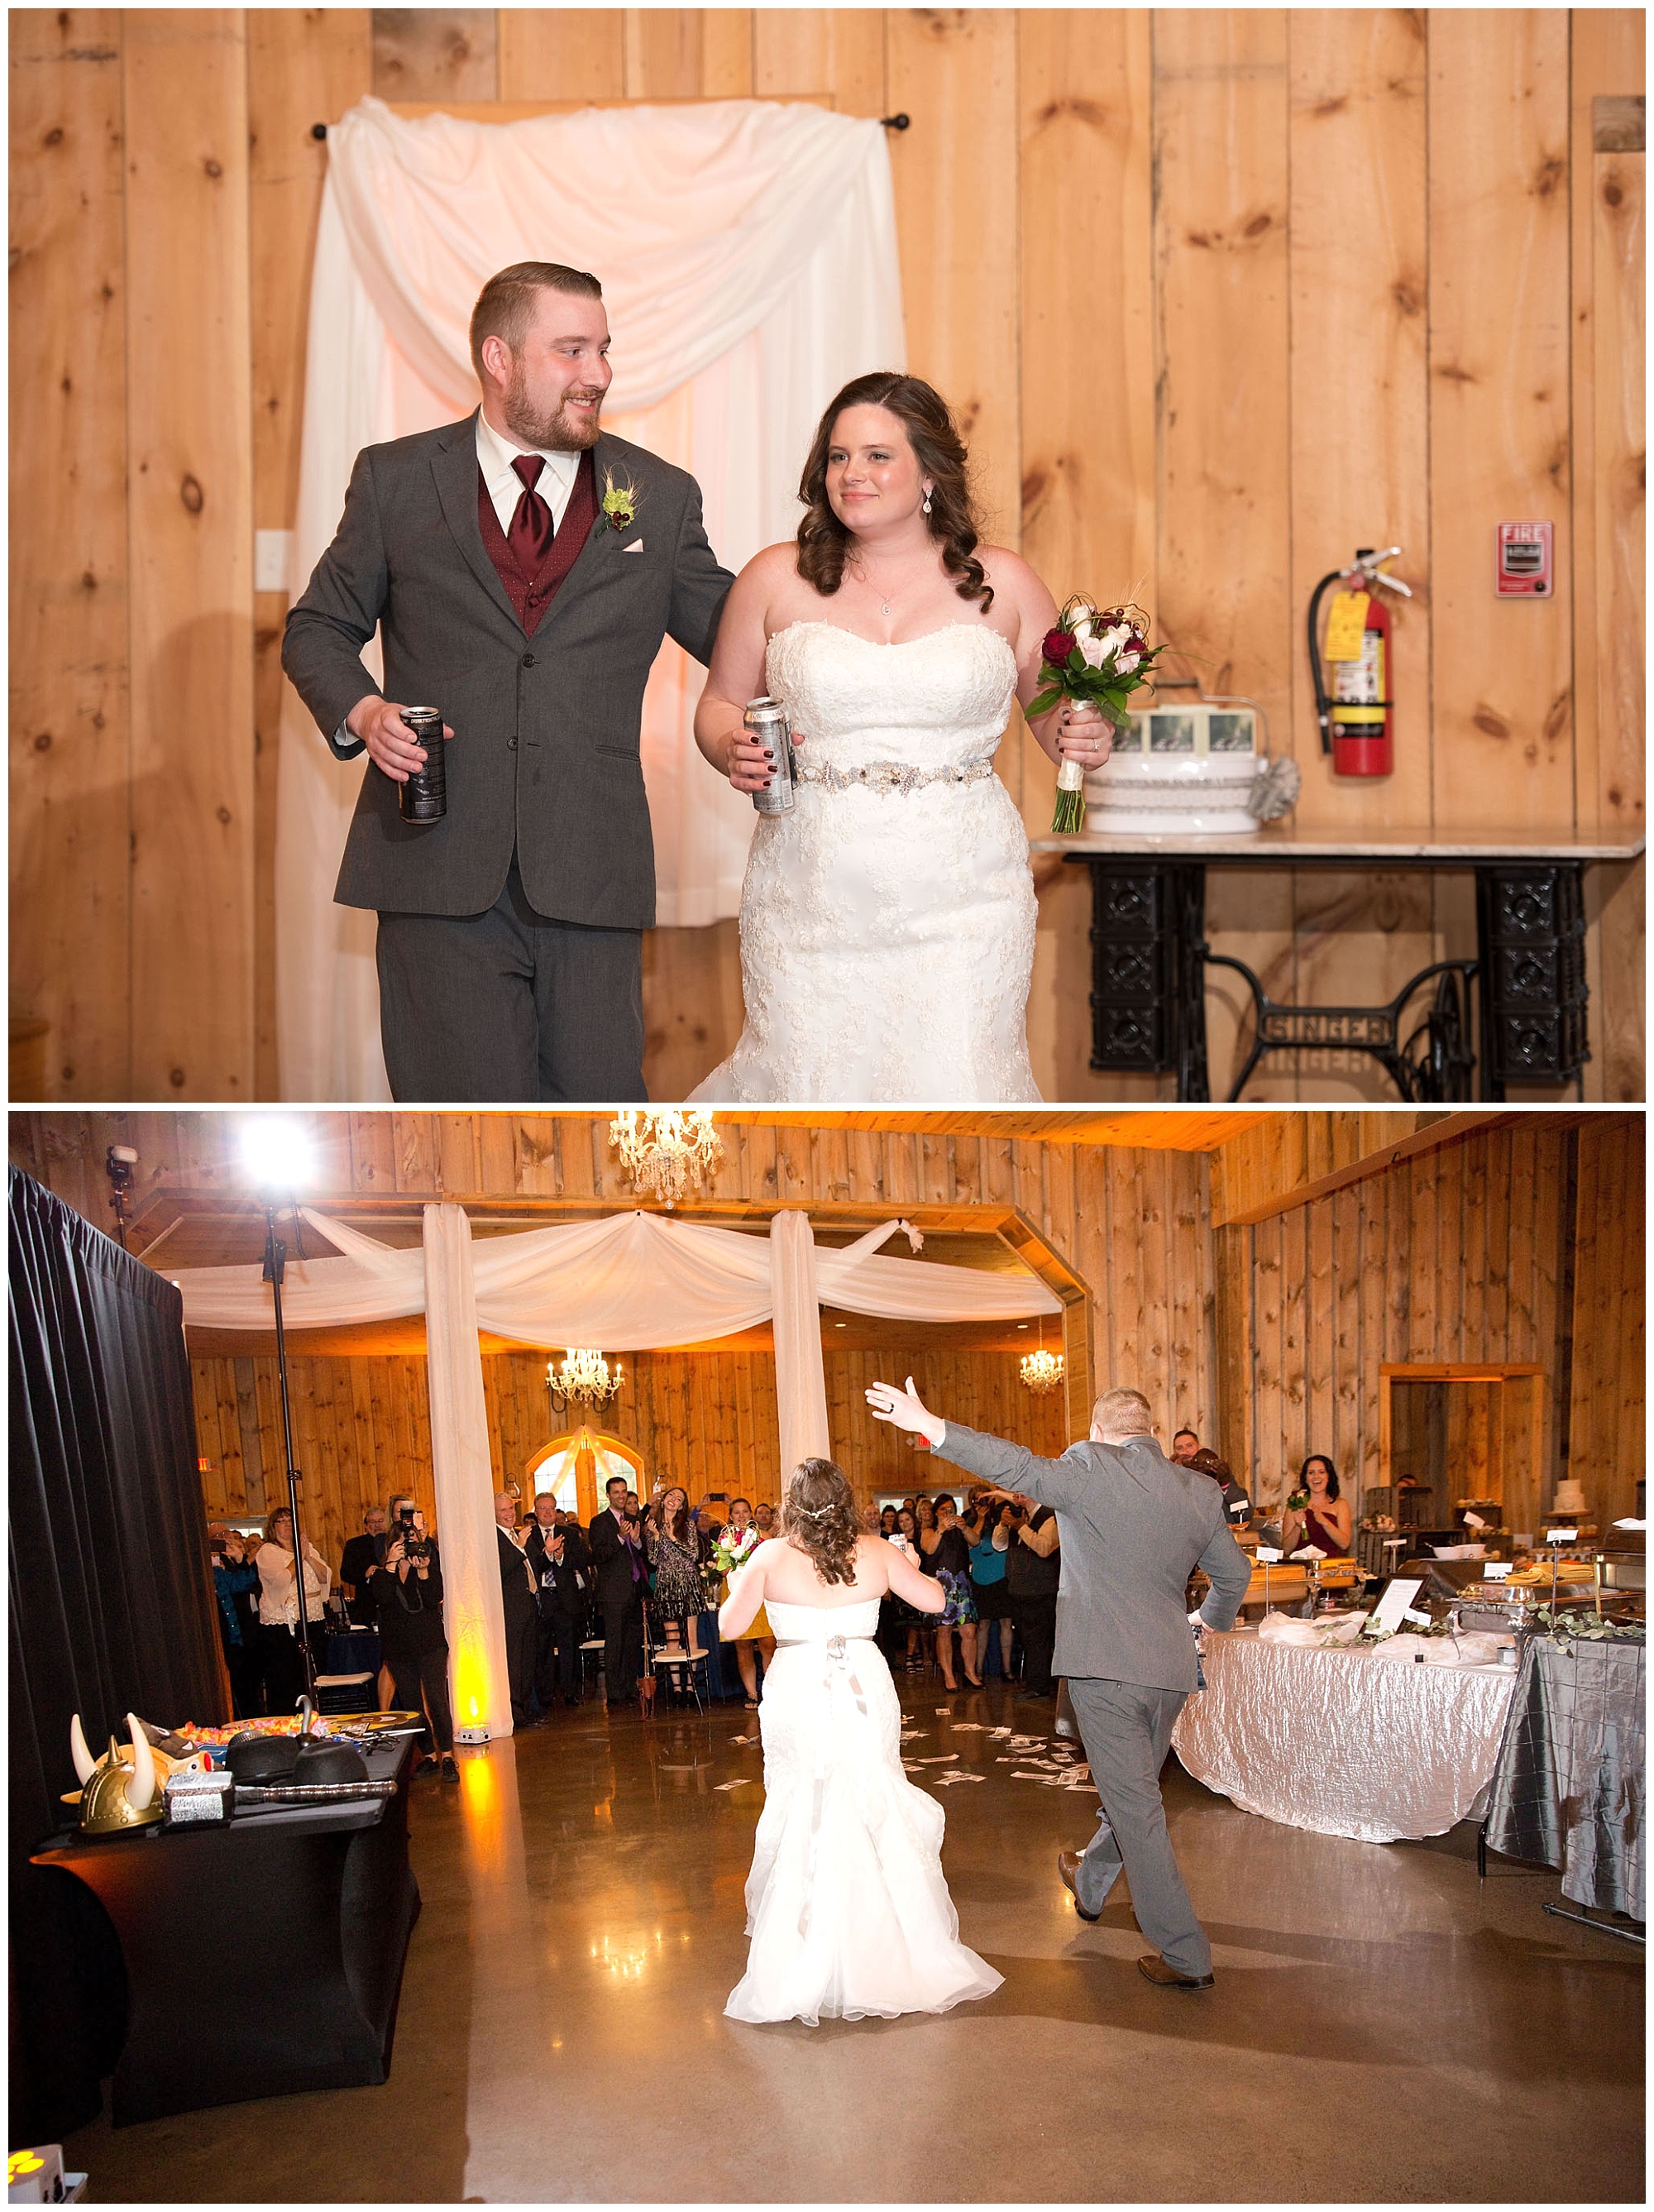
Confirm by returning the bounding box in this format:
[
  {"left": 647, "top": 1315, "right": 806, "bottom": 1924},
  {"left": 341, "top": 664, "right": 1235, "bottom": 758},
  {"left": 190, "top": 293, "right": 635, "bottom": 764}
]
[
  {"left": 719, "top": 1457, "right": 1003, "bottom": 2027},
  {"left": 689, "top": 372, "right": 1112, "bottom": 1104}
]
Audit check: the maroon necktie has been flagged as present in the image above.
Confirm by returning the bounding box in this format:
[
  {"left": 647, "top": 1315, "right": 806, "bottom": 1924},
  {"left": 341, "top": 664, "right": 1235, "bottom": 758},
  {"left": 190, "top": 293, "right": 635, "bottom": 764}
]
[{"left": 507, "top": 453, "right": 553, "bottom": 568}]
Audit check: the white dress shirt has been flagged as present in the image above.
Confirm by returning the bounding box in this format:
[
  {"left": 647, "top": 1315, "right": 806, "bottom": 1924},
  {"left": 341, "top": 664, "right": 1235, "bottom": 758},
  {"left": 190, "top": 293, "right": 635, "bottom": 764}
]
[
  {"left": 256, "top": 1540, "right": 331, "bottom": 1627},
  {"left": 475, "top": 409, "right": 581, "bottom": 536}
]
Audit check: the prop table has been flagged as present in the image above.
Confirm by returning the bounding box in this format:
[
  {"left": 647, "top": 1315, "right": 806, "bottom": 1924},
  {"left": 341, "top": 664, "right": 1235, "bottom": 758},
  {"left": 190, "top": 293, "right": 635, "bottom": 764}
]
[
  {"left": 1174, "top": 1627, "right": 1515, "bottom": 1843},
  {"left": 1033, "top": 825, "right": 1644, "bottom": 1100},
  {"left": 31, "top": 1736, "right": 419, "bottom": 2123},
  {"left": 1483, "top": 1634, "right": 1645, "bottom": 1923}
]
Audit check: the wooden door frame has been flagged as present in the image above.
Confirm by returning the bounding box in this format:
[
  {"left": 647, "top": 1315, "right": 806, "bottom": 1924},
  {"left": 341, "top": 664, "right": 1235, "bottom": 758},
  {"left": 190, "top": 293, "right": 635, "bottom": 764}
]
[{"left": 1377, "top": 1362, "right": 1545, "bottom": 1507}]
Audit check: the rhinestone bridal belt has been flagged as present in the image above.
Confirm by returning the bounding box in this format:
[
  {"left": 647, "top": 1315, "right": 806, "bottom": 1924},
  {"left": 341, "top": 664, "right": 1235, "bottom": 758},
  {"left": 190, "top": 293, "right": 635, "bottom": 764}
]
[{"left": 794, "top": 757, "right": 997, "bottom": 795}]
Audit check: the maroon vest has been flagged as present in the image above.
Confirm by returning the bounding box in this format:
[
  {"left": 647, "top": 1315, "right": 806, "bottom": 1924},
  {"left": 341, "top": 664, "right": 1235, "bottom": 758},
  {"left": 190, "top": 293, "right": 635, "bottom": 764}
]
[{"left": 476, "top": 447, "right": 599, "bottom": 638}]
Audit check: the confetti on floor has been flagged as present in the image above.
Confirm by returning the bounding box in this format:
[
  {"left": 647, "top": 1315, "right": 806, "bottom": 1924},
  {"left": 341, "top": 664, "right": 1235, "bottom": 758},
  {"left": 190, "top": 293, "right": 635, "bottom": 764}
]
[
  {"left": 713, "top": 1778, "right": 755, "bottom": 1792},
  {"left": 947, "top": 1721, "right": 996, "bottom": 1732},
  {"left": 931, "top": 1770, "right": 985, "bottom": 1786},
  {"left": 935, "top": 1706, "right": 954, "bottom": 1716},
  {"left": 912, "top": 1753, "right": 959, "bottom": 1765}
]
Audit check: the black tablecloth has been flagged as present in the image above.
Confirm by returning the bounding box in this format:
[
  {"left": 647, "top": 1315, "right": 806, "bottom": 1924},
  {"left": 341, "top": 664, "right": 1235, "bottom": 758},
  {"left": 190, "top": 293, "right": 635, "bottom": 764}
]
[
  {"left": 31, "top": 1736, "right": 419, "bottom": 2123},
  {"left": 1484, "top": 1634, "right": 1645, "bottom": 1919}
]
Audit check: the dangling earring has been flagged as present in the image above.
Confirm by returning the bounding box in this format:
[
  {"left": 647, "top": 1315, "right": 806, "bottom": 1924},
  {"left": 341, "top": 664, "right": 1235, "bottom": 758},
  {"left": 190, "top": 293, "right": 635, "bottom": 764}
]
[{"left": 922, "top": 491, "right": 933, "bottom": 516}]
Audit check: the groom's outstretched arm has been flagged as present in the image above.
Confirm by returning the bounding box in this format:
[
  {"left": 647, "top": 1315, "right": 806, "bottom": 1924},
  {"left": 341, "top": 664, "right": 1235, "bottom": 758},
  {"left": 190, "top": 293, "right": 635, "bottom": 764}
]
[
  {"left": 865, "top": 1377, "right": 1090, "bottom": 1512},
  {"left": 283, "top": 447, "right": 392, "bottom": 759},
  {"left": 931, "top": 1424, "right": 1093, "bottom": 1515},
  {"left": 665, "top": 481, "right": 736, "bottom": 667}
]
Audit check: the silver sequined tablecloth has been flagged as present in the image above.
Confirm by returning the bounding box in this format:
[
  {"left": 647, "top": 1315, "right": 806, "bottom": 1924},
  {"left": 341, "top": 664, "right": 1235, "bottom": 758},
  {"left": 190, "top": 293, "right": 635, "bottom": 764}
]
[{"left": 1173, "top": 1630, "right": 1515, "bottom": 1843}]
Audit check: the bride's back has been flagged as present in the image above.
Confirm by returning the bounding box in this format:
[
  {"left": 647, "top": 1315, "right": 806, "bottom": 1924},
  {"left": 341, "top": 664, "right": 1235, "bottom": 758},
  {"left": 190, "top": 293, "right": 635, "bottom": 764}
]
[{"left": 759, "top": 1532, "right": 892, "bottom": 1610}]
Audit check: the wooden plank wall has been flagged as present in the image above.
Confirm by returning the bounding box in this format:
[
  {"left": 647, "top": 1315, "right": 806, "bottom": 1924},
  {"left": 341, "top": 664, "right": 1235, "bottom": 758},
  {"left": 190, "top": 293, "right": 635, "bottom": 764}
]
[
  {"left": 191, "top": 1340, "right": 1073, "bottom": 1567},
  {"left": 1221, "top": 1112, "right": 1644, "bottom": 1535},
  {"left": 9, "top": 10, "right": 1644, "bottom": 1106}
]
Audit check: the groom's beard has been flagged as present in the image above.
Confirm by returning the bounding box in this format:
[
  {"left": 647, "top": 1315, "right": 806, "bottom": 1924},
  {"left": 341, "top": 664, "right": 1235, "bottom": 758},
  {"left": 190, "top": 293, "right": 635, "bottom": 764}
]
[{"left": 503, "top": 366, "right": 605, "bottom": 452}]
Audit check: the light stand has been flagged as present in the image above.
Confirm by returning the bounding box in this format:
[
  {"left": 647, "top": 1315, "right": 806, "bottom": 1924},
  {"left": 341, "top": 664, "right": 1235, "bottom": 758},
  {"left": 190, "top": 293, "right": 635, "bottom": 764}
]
[{"left": 262, "top": 1199, "right": 319, "bottom": 1707}]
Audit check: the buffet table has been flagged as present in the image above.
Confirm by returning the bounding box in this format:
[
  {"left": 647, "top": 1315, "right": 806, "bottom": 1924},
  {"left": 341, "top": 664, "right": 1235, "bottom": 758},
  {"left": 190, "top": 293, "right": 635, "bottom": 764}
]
[
  {"left": 31, "top": 1736, "right": 419, "bottom": 2123},
  {"left": 1174, "top": 1626, "right": 1515, "bottom": 1843}
]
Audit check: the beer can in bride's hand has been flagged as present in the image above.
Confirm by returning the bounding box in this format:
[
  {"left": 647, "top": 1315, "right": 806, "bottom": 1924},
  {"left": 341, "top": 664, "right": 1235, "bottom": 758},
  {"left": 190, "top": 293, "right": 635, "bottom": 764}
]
[
  {"left": 744, "top": 697, "right": 795, "bottom": 816},
  {"left": 398, "top": 706, "right": 447, "bottom": 823}
]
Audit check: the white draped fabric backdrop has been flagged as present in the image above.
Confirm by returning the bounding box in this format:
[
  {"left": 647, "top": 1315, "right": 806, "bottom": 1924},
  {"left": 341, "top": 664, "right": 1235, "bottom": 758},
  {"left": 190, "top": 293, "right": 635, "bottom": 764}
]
[
  {"left": 278, "top": 97, "right": 906, "bottom": 1099},
  {"left": 177, "top": 1209, "right": 1060, "bottom": 1736}
]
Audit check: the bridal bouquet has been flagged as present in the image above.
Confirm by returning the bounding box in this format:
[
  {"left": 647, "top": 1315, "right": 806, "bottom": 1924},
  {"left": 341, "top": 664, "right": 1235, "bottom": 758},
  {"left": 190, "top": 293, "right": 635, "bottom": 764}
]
[
  {"left": 1031, "top": 596, "right": 1169, "bottom": 833},
  {"left": 711, "top": 1523, "right": 762, "bottom": 1580}
]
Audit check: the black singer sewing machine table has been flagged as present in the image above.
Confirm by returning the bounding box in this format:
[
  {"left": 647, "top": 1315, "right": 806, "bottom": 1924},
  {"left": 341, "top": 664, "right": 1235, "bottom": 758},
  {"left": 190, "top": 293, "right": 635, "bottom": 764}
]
[{"left": 1032, "top": 825, "right": 1644, "bottom": 1101}]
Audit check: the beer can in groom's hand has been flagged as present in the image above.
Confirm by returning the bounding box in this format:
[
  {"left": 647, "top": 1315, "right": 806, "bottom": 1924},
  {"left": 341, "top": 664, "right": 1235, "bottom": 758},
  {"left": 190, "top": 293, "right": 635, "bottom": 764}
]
[
  {"left": 398, "top": 706, "right": 446, "bottom": 823},
  {"left": 745, "top": 697, "right": 795, "bottom": 816}
]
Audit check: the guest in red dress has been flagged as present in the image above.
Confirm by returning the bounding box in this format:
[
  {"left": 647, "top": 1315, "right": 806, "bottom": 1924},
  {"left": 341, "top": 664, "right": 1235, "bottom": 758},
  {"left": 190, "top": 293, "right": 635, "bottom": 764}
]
[{"left": 1282, "top": 1455, "right": 1352, "bottom": 1555}]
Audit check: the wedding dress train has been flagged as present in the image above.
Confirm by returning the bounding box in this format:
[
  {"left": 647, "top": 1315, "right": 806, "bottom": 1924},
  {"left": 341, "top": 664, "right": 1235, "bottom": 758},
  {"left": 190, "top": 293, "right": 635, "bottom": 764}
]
[
  {"left": 691, "top": 621, "right": 1041, "bottom": 1102},
  {"left": 724, "top": 1597, "right": 1003, "bottom": 2026}
]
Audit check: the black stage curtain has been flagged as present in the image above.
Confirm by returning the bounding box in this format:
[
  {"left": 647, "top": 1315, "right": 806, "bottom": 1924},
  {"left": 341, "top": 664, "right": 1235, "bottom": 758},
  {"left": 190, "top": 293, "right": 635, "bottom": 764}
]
[{"left": 9, "top": 1165, "right": 226, "bottom": 2137}]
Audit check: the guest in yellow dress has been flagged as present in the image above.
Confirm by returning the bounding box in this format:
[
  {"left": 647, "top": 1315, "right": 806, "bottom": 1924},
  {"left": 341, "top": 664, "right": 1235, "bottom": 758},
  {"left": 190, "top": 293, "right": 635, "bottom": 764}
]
[{"left": 715, "top": 1497, "right": 774, "bottom": 1707}]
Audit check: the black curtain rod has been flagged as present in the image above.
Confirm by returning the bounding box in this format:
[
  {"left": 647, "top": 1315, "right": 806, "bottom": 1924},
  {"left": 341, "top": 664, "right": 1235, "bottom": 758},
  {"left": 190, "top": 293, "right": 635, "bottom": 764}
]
[{"left": 311, "top": 113, "right": 910, "bottom": 138}]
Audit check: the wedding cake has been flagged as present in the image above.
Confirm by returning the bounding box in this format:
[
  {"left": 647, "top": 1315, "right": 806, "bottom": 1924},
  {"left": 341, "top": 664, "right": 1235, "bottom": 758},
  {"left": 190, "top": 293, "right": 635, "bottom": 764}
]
[
  {"left": 1551, "top": 1480, "right": 1588, "bottom": 1516},
  {"left": 1083, "top": 701, "right": 1298, "bottom": 835}
]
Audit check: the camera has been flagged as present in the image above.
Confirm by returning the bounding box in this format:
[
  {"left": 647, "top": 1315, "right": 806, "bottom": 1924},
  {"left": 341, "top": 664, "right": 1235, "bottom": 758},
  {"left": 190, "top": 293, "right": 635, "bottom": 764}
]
[{"left": 395, "top": 1504, "right": 431, "bottom": 1560}]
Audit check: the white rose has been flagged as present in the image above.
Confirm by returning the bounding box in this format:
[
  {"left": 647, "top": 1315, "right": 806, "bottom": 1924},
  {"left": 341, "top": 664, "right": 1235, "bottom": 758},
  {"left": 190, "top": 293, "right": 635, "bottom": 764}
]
[
  {"left": 1078, "top": 634, "right": 1109, "bottom": 669},
  {"left": 1065, "top": 603, "right": 1097, "bottom": 643},
  {"left": 1098, "top": 622, "right": 1134, "bottom": 663},
  {"left": 1116, "top": 648, "right": 1141, "bottom": 675}
]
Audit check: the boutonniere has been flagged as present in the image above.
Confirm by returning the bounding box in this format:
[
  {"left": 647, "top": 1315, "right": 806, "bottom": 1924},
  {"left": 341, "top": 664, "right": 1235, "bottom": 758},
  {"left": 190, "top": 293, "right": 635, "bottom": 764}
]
[{"left": 601, "top": 470, "right": 639, "bottom": 534}]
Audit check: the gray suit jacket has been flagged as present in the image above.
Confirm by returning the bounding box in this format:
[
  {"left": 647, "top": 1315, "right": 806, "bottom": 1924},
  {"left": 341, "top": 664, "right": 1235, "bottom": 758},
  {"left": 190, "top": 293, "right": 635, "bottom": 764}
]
[
  {"left": 935, "top": 1424, "right": 1253, "bottom": 1693},
  {"left": 281, "top": 419, "right": 734, "bottom": 926}
]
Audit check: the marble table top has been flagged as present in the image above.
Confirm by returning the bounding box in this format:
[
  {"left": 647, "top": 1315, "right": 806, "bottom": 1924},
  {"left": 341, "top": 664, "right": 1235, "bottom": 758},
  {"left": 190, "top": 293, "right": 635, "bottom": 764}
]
[{"left": 1032, "top": 823, "right": 1646, "bottom": 863}]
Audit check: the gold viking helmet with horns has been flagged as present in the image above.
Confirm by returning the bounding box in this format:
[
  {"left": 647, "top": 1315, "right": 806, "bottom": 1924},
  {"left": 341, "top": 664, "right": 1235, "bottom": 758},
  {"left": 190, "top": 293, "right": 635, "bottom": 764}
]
[{"left": 69, "top": 1710, "right": 166, "bottom": 1833}]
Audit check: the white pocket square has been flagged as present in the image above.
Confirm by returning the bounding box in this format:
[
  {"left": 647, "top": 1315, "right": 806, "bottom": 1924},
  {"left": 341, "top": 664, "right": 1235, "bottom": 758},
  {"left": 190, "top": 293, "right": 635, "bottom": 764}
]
[{"left": 624, "top": 538, "right": 644, "bottom": 553}]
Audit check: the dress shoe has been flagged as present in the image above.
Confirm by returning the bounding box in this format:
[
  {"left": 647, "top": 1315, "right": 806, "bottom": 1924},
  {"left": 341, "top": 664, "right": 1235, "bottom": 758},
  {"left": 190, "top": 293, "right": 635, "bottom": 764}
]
[
  {"left": 439, "top": 1754, "right": 461, "bottom": 1783},
  {"left": 1137, "top": 1952, "right": 1214, "bottom": 1989},
  {"left": 1057, "top": 1850, "right": 1102, "bottom": 1922}
]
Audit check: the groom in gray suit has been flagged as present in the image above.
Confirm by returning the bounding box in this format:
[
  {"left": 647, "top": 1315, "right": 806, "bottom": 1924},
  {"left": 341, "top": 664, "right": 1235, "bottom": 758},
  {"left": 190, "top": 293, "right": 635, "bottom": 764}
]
[
  {"left": 283, "top": 261, "right": 734, "bottom": 1101},
  {"left": 867, "top": 1377, "right": 1251, "bottom": 1989}
]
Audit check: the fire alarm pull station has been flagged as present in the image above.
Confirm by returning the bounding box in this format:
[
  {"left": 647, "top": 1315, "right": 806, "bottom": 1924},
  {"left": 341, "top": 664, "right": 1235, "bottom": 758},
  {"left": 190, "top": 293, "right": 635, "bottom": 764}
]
[{"left": 1496, "top": 522, "right": 1553, "bottom": 598}]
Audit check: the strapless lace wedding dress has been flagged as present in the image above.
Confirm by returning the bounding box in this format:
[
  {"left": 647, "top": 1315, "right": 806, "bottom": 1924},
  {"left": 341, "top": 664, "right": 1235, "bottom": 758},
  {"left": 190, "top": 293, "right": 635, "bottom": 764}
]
[
  {"left": 724, "top": 1597, "right": 1003, "bottom": 2027},
  {"left": 691, "top": 622, "right": 1041, "bottom": 1102}
]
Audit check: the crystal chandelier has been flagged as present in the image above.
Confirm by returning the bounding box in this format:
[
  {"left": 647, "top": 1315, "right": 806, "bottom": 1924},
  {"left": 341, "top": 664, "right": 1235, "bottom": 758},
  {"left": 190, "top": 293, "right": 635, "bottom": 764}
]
[
  {"left": 608, "top": 1109, "right": 724, "bottom": 1208},
  {"left": 547, "top": 1348, "right": 624, "bottom": 1410},
  {"left": 1020, "top": 1318, "right": 1065, "bottom": 1396}
]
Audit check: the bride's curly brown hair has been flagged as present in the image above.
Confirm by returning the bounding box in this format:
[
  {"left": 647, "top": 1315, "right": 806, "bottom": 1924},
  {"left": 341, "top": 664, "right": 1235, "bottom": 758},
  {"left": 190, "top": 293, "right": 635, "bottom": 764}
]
[
  {"left": 782, "top": 1457, "right": 863, "bottom": 1587},
  {"left": 796, "top": 372, "right": 993, "bottom": 613}
]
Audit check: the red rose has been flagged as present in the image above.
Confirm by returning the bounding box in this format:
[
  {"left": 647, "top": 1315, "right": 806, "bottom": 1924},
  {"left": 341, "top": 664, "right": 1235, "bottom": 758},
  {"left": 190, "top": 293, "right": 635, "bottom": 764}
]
[{"left": 1042, "top": 627, "right": 1076, "bottom": 667}]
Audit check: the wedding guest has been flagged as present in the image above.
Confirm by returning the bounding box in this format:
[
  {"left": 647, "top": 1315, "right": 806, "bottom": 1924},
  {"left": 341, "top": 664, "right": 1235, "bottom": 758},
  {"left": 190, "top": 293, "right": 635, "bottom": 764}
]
[
  {"left": 968, "top": 1501, "right": 1016, "bottom": 1683},
  {"left": 754, "top": 1501, "right": 778, "bottom": 1537},
  {"left": 879, "top": 1505, "right": 900, "bottom": 1536},
  {"left": 887, "top": 1505, "right": 929, "bottom": 1672},
  {"left": 588, "top": 1475, "right": 648, "bottom": 1709},
  {"left": 338, "top": 1505, "right": 388, "bottom": 1628},
  {"left": 370, "top": 1498, "right": 457, "bottom": 1778},
  {"left": 208, "top": 1525, "right": 264, "bottom": 1720},
  {"left": 648, "top": 1485, "right": 709, "bottom": 1639},
  {"left": 1003, "top": 1492, "right": 1060, "bottom": 1697},
  {"left": 1171, "top": 1429, "right": 1201, "bottom": 1466},
  {"left": 495, "top": 1491, "right": 541, "bottom": 1726},
  {"left": 928, "top": 1496, "right": 981, "bottom": 1690},
  {"left": 254, "top": 1506, "right": 331, "bottom": 1716},
  {"left": 528, "top": 1491, "right": 589, "bottom": 1707},
  {"left": 1189, "top": 1448, "right": 1252, "bottom": 1525},
  {"left": 717, "top": 1496, "right": 775, "bottom": 1707},
  {"left": 1281, "top": 1456, "right": 1351, "bottom": 1556}
]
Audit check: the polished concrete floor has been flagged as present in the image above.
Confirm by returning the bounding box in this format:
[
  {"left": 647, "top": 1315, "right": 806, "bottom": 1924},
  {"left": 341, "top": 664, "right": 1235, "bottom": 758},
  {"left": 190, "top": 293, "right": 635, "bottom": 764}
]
[{"left": 65, "top": 1671, "right": 1642, "bottom": 2203}]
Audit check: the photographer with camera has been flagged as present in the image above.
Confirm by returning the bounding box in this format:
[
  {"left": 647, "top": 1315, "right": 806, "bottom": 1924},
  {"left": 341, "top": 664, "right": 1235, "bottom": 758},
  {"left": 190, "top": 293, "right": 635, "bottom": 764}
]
[{"left": 369, "top": 1492, "right": 458, "bottom": 1780}]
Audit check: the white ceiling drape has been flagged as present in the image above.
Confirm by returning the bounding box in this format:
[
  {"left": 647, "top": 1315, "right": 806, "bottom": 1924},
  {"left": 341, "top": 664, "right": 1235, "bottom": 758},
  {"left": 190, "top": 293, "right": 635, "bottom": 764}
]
[
  {"left": 277, "top": 97, "right": 906, "bottom": 1099},
  {"left": 172, "top": 1207, "right": 1064, "bottom": 1343}
]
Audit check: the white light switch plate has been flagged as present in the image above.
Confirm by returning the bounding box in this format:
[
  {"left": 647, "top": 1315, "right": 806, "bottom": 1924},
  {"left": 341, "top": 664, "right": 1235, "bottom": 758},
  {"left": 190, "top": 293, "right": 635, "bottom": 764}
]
[{"left": 255, "top": 528, "right": 294, "bottom": 594}]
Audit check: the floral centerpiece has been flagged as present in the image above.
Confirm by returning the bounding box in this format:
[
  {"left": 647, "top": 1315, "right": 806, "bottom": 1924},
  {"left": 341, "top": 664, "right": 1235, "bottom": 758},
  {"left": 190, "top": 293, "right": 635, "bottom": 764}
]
[{"left": 1030, "top": 596, "right": 1169, "bottom": 833}]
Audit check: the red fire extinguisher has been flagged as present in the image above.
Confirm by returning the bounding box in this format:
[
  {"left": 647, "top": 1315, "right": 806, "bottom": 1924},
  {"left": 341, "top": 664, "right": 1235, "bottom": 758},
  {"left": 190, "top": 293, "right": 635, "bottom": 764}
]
[{"left": 1307, "top": 546, "right": 1413, "bottom": 777}]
